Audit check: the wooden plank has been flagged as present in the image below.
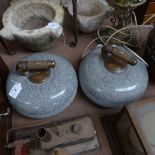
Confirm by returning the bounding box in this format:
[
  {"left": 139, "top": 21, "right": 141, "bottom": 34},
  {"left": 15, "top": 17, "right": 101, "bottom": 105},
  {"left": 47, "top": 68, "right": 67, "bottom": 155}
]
[
  {"left": 143, "top": 13, "right": 155, "bottom": 23},
  {"left": 126, "top": 98, "right": 155, "bottom": 155},
  {"left": 145, "top": 2, "right": 155, "bottom": 14},
  {"left": 0, "top": 56, "right": 12, "bottom": 155},
  {"left": 134, "top": 0, "right": 149, "bottom": 24},
  {"left": 0, "top": 56, "right": 9, "bottom": 91}
]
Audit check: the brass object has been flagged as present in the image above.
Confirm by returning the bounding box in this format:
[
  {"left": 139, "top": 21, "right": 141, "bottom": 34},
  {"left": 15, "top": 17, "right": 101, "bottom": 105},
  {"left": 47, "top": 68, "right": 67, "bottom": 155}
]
[
  {"left": 28, "top": 70, "right": 51, "bottom": 84},
  {"left": 16, "top": 60, "right": 56, "bottom": 74},
  {"left": 70, "top": 0, "right": 78, "bottom": 47},
  {"left": 102, "top": 44, "right": 137, "bottom": 73},
  {"left": 104, "top": 56, "right": 128, "bottom": 73},
  {"left": 108, "top": 0, "right": 146, "bottom": 28},
  {"left": 36, "top": 127, "right": 51, "bottom": 142},
  {"left": 102, "top": 45, "right": 137, "bottom": 65},
  {"left": 111, "top": 6, "right": 132, "bottom": 28},
  {"left": 109, "top": 0, "right": 146, "bottom": 8},
  {"left": 16, "top": 60, "right": 56, "bottom": 84}
]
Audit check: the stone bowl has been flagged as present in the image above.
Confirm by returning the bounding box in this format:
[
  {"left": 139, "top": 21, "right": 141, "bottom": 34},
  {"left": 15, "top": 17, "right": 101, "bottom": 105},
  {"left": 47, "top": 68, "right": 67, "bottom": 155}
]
[
  {"left": 0, "top": 0, "right": 64, "bottom": 51},
  {"left": 63, "top": 0, "right": 113, "bottom": 33}
]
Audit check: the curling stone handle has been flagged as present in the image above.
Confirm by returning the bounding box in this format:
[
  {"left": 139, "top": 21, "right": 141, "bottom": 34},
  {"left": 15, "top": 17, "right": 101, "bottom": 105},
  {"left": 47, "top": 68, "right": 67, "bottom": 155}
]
[
  {"left": 102, "top": 44, "right": 137, "bottom": 66},
  {"left": 16, "top": 60, "right": 56, "bottom": 75},
  {"left": 0, "top": 28, "right": 14, "bottom": 41}
]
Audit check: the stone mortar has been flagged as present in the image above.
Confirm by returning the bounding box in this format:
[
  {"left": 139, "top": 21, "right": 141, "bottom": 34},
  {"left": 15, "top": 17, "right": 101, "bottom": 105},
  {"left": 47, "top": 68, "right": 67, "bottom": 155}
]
[{"left": 0, "top": 0, "right": 64, "bottom": 51}]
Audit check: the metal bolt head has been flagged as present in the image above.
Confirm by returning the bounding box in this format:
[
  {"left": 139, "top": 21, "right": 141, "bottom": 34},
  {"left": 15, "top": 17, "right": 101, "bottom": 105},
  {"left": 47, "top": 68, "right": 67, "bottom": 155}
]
[{"left": 72, "top": 124, "right": 82, "bottom": 134}]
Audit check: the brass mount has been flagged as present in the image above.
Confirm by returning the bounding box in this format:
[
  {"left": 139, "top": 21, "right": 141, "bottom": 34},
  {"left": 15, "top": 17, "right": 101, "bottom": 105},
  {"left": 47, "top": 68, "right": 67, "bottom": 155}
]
[
  {"left": 16, "top": 60, "right": 56, "bottom": 84},
  {"left": 101, "top": 44, "right": 137, "bottom": 73}
]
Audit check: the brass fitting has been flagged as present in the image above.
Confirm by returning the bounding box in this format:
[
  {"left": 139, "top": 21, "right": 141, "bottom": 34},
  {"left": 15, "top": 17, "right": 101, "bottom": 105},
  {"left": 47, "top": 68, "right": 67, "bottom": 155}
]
[
  {"left": 16, "top": 60, "right": 56, "bottom": 75},
  {"left": 102, "top": 44, "right": 137, "bottom": 66}
]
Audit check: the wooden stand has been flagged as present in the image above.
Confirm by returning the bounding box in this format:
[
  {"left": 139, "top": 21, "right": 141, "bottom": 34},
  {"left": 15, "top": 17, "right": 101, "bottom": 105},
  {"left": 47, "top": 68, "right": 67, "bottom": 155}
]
[{"left": 102, "top": 98, "right": 155, "bottom": 155}]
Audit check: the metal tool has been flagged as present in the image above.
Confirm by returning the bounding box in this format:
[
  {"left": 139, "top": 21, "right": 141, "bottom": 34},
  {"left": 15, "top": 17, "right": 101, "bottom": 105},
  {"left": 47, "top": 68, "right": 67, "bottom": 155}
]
[
  {"left": 108, "top": 0, "right": 146, "bottom": 28},
  {"left": 7, "top": 116, "right": 100, "bottom": 155},
  {"left": 39, "top": 116, "right": 99, "bottom": 154},
  {"left": 70, "top": 0, "right": 78, "bottom": 47}
]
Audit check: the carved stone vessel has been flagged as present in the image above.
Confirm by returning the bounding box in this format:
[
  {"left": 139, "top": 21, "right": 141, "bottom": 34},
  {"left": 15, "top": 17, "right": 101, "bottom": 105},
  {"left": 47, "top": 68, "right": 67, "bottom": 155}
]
[
  {"left": 0, "top": 0, "right": 64, "bottom": 51},
  {"left": 63, "top": 0, "right": 113, "bottom": 33}
]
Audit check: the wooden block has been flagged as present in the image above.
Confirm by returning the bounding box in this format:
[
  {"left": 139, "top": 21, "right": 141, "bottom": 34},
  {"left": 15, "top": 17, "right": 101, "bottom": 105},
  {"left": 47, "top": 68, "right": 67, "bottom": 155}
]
[
  {"left": 145, "top": 2, "right": 155, "bottom": 14},
  {"left": 143, "top": 13, "right": 155, "bottom": 24}
]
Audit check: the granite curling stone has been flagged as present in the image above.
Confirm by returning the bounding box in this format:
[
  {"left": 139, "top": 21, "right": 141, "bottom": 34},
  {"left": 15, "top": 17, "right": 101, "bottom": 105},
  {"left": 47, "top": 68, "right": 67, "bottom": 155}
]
[
  {"left": 79, "top": 45, "right": 148, "bottom": 108},
  {"left": 6, "top": 53, "right": 78, "bottom": 119}
]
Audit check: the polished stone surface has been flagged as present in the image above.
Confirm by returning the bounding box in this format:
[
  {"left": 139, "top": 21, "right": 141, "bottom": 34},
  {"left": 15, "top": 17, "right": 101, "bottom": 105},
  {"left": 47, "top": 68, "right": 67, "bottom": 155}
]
[
  {"left": 6, "top": 53, "right": 78, "bottom": 119},
  {"left": 79, "top": 46, "right": 148, "bottom": 108}
]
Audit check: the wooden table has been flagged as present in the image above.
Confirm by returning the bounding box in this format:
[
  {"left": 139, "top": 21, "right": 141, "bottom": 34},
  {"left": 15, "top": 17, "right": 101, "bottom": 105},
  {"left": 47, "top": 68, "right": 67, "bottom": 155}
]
[
  {"left": 0, "top": 24, "right": 114, "bottom": 155},
  {"left": 0, "top": 19, "right": 155, "bottom": 155},
  {"left": 126, "top": 98, "right": 155, "bottom": 155}
]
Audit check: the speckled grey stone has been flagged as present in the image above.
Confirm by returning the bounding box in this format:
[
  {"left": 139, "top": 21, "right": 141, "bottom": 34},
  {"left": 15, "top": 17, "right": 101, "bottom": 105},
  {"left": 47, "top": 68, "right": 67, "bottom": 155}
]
[
  {"left": 79, "top": 46, "right": 148, "bottom": 108},
  {"left": 6, "top": 53, "right": 78, "bottom": 119}
]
